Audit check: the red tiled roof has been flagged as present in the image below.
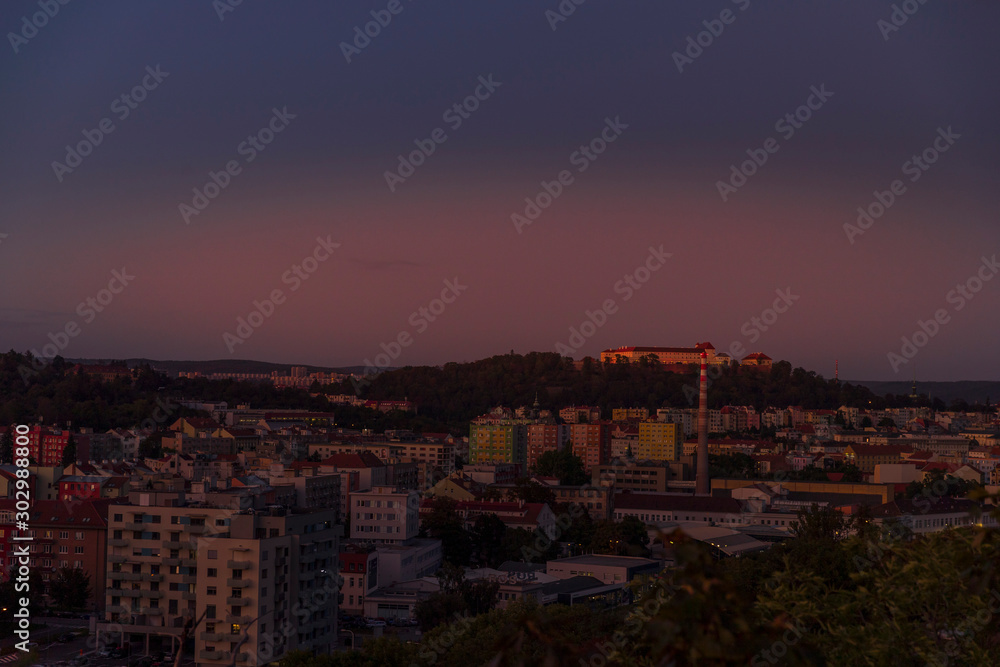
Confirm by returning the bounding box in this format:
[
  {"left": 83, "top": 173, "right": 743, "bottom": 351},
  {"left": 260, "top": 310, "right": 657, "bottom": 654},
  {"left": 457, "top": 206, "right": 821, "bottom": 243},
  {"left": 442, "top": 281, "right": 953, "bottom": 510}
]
[{"left": 0, "top": 498, "right": 116, "bottom": 526}]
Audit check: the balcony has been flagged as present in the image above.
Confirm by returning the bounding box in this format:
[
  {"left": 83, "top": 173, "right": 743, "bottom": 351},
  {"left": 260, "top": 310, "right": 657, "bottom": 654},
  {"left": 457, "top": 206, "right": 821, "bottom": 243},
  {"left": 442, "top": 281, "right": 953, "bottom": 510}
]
[
  {"left": 108, "top": 555, "right": 127, "bottom": 563},
  {"left": 137, "top": 607, "right": 162, "bottom": 616},
  {"left": 120, "top": 590, "right": 142, "bottom": 598},
  {"left": 109, "top": 539, "right": 130, "bottom": 547},
  {"left": 199, "top": 651, "right": 224, "bottom": 661},
  {"left": 162, "top": 540, "right": 195, "bottom": 550},
  {"left": 182, "top": 591, "right": 197, "bottom": 601},
  {"left": 226, "top": 597, "right": 249, "bottom": 606},
  {"left": 227, "top": 579, "right": 251, "bottom": 588},
  {"left": 141, "top": 573, "right": 164, "bottom": 583},
  {"left": 226, "top": 615, "right": 252, "bottom": 624},
  {"left": 181, "top": 558, "right": 198, "bottom": 567},
  {"left": 106, "top": 605, "right": 130, "bottom": 614},
  {"left": 181, "top": 575, "right": 197, "bottom": 584},
  {"left": 124, "top": 522, "right": 147, "bottom": 531},
  {"left": 199, "top": 632, "right": 228, "bottom": 642},
  {"left": 140, "top": 590, "right": 164, "bottom": 599},
  {"left": 227, "top": 560, "right": 252, "bottom": 570},
  {"left": 108, "top": 571, "right": 140, "bottom": 581},
  {"left": 184, "top": 523, "right": 208, "bottom": 533}
]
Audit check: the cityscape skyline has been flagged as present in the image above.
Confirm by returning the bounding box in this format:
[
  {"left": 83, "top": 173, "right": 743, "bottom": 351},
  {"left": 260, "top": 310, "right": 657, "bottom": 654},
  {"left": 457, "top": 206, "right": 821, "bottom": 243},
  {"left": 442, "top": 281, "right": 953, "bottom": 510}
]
[{"left": 2, "top": 1, "right": 998, "bottom": 382}]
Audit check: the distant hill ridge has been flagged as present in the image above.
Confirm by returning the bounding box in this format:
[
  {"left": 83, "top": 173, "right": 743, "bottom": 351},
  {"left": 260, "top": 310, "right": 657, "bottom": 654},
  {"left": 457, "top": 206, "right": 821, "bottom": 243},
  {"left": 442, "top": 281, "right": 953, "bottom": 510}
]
[
  {"left": 851, "top": 380, "right": 1000, "bottom": 405},
  {"left": 67, "top": 358, "right": 370, "bottom": 376}
]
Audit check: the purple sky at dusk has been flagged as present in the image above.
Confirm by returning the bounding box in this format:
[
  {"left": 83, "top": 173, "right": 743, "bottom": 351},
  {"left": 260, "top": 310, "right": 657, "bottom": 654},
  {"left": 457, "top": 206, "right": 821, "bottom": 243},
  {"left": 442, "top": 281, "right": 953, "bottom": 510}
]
[{"left": 1, "top": 1, "right": 998, "bottom": 381}]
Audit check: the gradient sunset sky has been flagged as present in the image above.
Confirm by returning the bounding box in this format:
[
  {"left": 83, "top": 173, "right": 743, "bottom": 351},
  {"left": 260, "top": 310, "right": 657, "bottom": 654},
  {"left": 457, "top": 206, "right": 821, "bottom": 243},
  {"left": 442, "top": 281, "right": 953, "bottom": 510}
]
[{"left": 1, "top": 1, "right": 998, "bottom": 381}]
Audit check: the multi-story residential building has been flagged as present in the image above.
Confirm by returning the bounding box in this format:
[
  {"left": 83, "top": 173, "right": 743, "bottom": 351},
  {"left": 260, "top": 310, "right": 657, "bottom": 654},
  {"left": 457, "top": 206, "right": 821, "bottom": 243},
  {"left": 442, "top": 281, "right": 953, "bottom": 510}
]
[
  {"left": 657, "top": 409, "right": 694, "bottom": 438},
  {"left": 98, "top": 496, "right": 342, "bottom": 665},
  {"left": 569, "top": 423, "right": 611, "bottom": 472},
  {"left": 338, "top": 545, "right": 378, "bottom": 615},
  {"left": 610, "top": 425, "right": 639, "bottom": 458},
  {"left": 611, "top": 408, "right": 650, "bottom": 422},
  {"left": 526, "top": 424, "right": 568, "bottom": 471},
  {"left": 58, "top": 475, "right": 129, "bottom": 501},
  {"left": 469, "top": 422, "right": 527, "bottom": 467},
  {"left": 349, "top": 486, "right": 419, "bottom": 545},
  {"left": 634, "top": 422, "right": 681, "bottom": 462},
  {"left": 558, "top": 406, "right": 602, "bottom": 424},
  {"left": 21, "top": 426, "right": 74, "bottom": 467},
  {"left": 391, "top": 441, "right": 456, "bottom": 480},
  {"left": 0, "top": 498, "right": 112, "bottom": 611}
]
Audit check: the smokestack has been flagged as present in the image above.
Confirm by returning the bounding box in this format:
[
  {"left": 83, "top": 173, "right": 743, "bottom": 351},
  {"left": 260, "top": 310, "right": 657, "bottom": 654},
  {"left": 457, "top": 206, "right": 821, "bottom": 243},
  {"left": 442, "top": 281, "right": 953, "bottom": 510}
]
[{"left": 696, "top": 350, "right": 710, "bottom": 495}]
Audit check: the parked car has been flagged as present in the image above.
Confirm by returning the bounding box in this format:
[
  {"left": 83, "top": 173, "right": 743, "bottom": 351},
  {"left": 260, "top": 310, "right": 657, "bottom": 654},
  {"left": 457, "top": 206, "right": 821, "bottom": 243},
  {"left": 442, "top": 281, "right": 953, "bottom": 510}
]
[
  {"left": 58, "top": 634, "right": 75, "bottom": 643},
  {"left": 108, "top": 648, "right": 126, "bottom": 659},
  {"left": 365, "top": 618, "right": 386, "bottom": 628}
]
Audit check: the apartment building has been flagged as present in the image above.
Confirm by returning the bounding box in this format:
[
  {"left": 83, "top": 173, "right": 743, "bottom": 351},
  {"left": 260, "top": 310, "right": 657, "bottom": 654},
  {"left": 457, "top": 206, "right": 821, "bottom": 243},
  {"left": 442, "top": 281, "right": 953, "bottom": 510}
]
[
  {"left": 98, "top": 496, "right": 342, "bottom": 666},
  {"left": 21, "top": 426, "right": 73, "bottom": 467},
  {"left": 635, "top": 422, "right": 681, "bottom": 462},
  {"left": 526, "top": 424, "right": 568, "bottom": 471},
  {"left": 338, "top": 545, "right": 378, "bottom": 615},
  {"left": 569, "top": 422, "right": 611, "bottom": 472},
  {"left": 469, "top": 422, "right": 527, "bottom": 466},
  {"left": 349, "top": 486, "right": 420, "bottom": 544},
  {"left": 0, "top": 498, "right": 111, "bottom": 610}
]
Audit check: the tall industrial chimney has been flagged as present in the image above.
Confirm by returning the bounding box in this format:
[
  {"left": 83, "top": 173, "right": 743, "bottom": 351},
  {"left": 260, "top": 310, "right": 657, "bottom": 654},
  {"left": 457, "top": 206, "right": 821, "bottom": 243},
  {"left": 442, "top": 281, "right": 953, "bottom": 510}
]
[{"left": 695, "top": 350, "right": 710, "bottom": 495}]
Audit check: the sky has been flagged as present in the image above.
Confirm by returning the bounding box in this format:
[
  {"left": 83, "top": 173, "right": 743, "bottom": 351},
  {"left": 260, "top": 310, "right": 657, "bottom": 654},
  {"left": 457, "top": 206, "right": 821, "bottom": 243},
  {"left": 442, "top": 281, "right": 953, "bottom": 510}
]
[{"left": 0, "top": 0, "right": 998, "bottom": 381}]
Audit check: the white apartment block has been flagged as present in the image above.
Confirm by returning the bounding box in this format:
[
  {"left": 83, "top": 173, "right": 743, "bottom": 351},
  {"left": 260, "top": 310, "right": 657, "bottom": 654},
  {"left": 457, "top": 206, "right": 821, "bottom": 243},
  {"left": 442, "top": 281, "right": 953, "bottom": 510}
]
[{"left": 349, "top": 486, "right": 419, "bottom": 544}]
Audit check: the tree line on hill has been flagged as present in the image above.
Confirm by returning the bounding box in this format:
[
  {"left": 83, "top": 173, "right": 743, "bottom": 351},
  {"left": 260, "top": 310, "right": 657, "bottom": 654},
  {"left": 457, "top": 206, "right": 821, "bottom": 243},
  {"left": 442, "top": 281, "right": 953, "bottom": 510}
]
[
  {"left": 1, "top": 350, "right": 970, "bottom": 438},
  {"left": 328, "top": 352, "right": 957, "bottom": 427}
]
